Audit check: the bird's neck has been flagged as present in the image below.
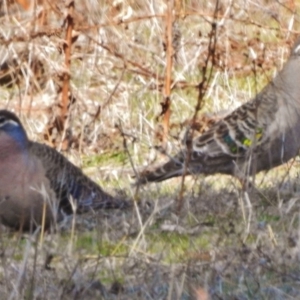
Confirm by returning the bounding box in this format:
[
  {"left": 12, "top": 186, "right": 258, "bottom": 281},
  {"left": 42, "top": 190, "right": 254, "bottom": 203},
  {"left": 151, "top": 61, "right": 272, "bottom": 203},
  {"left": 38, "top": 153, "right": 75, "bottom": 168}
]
[
  {"left": 0, "top": 132, "right": 29, "bottom": 159},
  {"left": 8, "top": 126, "right": 28, "bottom": 150}
]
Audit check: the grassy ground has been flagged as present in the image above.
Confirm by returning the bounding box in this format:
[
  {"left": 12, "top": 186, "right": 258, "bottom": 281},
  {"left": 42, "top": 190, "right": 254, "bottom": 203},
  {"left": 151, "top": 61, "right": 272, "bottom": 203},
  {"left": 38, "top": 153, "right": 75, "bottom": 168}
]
[{"left": 1, "top": 0, "right": 300, "bottom": 299}]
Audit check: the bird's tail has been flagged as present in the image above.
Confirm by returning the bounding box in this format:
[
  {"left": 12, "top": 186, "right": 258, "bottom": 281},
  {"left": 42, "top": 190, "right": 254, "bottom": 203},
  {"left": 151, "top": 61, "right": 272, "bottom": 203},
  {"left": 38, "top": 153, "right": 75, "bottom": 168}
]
[
  {"left": 135, "top": 155, "right": 194, "bottom": 185},
  {"left": 135, "top": 140, "right": 240, "bottom": 185},
  {"left": 76, "top": 188, "right": 132, "bottom": 212},
  {"left": 93, "top": 194, "right": 132, "bottom": 210}
]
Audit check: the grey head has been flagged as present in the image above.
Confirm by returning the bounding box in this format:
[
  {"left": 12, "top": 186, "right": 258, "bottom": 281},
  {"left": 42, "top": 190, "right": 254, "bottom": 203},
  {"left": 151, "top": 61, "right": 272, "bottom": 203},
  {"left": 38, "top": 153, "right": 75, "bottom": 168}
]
[{"left": 0, "top": 110, "right": 130, "bottom": 232}]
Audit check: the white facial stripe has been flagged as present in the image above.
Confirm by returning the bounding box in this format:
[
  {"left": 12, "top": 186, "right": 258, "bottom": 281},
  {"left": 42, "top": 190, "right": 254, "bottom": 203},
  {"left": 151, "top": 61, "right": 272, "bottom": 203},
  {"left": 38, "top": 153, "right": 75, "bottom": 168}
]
[{"left": 0, "top": 119, "right": 19, "bottom": 128}]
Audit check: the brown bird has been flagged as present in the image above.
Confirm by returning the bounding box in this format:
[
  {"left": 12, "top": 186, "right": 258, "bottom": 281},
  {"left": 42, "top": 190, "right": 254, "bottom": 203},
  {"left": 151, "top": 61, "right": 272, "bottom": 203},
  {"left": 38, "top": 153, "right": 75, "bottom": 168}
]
[
  {"left": 137, "top": 37, "right": 300, "bottom": 185},
  {"left": 0, "top": 110, "right": 130, "bottom": 232}
]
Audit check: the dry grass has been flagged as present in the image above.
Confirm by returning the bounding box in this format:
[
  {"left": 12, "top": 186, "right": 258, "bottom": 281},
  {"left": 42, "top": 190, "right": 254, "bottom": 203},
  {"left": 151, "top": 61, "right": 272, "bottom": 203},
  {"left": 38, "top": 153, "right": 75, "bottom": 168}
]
[{"left": 1, "top": 0, "right": 300, "bottom": 299}]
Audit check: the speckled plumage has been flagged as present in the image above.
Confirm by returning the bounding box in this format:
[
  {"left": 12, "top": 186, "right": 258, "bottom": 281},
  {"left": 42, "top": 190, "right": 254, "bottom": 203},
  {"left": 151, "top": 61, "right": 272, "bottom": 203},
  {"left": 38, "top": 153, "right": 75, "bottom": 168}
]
[
  {"left": 137, "top": 37, "right": 300, "bottom": 185},
  {"left": 0, "top": 110, "right": 130, "bottom": 231}
]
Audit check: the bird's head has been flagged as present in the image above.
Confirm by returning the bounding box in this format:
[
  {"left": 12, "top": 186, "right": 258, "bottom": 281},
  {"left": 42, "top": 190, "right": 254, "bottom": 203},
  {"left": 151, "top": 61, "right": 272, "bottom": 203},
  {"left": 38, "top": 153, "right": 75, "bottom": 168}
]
[{"left": 0, "top": 110, "right": 28, "bottom": 149}]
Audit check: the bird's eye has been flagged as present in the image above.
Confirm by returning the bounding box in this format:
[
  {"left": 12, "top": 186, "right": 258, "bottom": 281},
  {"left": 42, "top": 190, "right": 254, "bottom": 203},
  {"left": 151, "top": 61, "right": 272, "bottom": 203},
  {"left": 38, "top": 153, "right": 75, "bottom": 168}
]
[{"left": 0, "top": 117, "right": 6, "bottom": 126}]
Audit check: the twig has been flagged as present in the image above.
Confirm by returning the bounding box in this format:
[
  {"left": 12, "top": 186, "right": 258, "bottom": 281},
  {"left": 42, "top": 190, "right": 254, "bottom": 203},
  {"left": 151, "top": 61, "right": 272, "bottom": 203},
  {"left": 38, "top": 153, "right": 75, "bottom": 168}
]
[
  {"left": 177, "top": 0, "right": 220, "bottom": 212},
  {"left": 60, "top": 0, "right": 74, "bottom": 134},
  {"left": 161, "top": 0, "right": 174, "bottom": 149},
  {"left": 115, "top": 122, "right": 139, "bottom": 197}
]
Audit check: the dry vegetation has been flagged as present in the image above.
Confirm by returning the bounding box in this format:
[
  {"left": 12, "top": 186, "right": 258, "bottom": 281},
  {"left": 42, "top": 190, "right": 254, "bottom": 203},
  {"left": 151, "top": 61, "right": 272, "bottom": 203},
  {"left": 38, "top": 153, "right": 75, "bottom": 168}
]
[{"left": 1, "top": 0, "right": 300, "bottom": 299}]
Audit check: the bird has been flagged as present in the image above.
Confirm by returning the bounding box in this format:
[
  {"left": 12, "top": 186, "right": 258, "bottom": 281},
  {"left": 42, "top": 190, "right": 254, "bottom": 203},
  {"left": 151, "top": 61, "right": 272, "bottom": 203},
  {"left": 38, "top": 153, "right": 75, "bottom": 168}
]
[
  {"left": 137, "top": 37, "right": 300, "bottom": 186},
  {"left": 0, "top": 110, "right": 130, "bottom": 232}
]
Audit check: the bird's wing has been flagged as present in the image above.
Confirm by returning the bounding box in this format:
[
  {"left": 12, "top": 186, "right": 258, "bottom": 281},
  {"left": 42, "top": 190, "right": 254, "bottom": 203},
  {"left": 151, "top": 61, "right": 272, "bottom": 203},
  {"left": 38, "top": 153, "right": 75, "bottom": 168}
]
[
  {"left": 137, "top": 85, "right": 279, "bottom": 184},
  {"left": 29, "top": 142, "right": 131, "bottom": 213}
]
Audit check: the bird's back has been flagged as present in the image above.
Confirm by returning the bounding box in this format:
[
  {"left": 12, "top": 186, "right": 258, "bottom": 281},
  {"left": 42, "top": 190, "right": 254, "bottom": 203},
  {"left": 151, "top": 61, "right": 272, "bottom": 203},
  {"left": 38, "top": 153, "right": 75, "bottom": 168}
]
[{"left": 29, "top": 141, "right": 129, "bottom": 214}]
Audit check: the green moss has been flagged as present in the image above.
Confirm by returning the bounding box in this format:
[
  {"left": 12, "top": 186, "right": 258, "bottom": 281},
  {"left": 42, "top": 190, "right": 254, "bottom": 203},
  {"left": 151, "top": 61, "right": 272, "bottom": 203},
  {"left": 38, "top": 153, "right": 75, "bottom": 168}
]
[
  {"left": 75, "top": 233, "right": 128, "bottom": 256},
  {"left": 260, "top": 214, "right": 281, "bottom": 223},
  {"left": 145, "top": 231, "right": 211, "bottom": 263},
  {"left": 83, "top": 151, "right": 127, "bottom": 168}
]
